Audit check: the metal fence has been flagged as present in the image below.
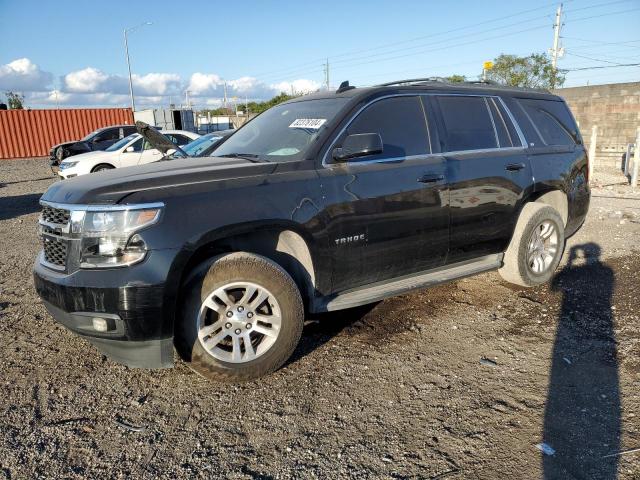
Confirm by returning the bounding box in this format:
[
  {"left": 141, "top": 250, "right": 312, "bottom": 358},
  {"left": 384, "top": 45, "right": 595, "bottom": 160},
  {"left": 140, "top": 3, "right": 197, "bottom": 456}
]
[{"left": 0, "top": 108, "right": 134, "bottom": 159}]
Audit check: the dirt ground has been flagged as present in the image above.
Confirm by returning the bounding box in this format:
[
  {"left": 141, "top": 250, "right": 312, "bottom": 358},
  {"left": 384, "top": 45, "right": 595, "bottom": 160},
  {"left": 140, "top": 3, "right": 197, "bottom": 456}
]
[{"left": 1, "top": 159, "right": 639, "bottom": 479}]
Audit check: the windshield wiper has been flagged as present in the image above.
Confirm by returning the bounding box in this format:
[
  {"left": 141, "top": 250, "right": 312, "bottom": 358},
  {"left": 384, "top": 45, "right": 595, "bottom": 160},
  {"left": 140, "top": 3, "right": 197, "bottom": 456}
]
[{"left": 221, "top": 153, "right": 263, "bottom": 163}]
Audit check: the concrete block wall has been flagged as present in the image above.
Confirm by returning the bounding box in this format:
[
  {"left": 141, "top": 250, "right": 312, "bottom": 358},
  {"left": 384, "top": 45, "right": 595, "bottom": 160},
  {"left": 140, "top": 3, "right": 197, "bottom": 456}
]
[{"left": 553, "top": 82, "right": 640, "bottom": 169}]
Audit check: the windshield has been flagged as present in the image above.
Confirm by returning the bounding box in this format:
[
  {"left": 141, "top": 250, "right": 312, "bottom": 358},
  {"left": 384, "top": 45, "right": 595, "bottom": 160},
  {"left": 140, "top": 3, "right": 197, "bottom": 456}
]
[
  {"left": 174, "top": 133, "right": 224, "bottom": 158},
  {"left": 106, "top": 134, "right": 138, "bottom": 152},
  {"left": 212, "top": 98, "right": 348, "bottom": 162},
  {"left": 81, "top": 130, "right": 99, "bottom": 142}
]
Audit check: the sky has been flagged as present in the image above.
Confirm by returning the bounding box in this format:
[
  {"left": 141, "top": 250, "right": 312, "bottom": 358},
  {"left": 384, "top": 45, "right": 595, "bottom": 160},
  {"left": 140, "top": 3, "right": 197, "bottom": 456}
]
[{"left": 0, "top": 0, "right": 638, "bottom": 109}]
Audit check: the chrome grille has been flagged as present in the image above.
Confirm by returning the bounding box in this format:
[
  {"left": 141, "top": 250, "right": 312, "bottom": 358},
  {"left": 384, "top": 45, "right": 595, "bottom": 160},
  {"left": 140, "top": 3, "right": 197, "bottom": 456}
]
[
  {"left": 39, "top": 203, "right": 71, "bottom": 270},
  {"left": 42, "top": 234, "right": 68, "bottom": 267},
  {"left": 41, "top": 204, "right": 70, "bottom": 225}
]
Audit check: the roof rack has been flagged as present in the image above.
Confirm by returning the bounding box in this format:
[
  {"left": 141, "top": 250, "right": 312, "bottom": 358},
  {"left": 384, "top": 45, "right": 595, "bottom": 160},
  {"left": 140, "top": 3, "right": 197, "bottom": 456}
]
[
  {"left": 375, "top": 77, "right": 550, "bottom": 94},
  {"left": 376, "top": 77, "right": 448, "bottom": 87}
]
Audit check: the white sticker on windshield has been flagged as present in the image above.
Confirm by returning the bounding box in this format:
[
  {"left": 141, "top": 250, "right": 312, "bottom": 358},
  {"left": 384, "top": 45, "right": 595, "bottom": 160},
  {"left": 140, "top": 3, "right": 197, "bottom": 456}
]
[{"left": 289, "top": 118, "right": 327, "bottom": 129}]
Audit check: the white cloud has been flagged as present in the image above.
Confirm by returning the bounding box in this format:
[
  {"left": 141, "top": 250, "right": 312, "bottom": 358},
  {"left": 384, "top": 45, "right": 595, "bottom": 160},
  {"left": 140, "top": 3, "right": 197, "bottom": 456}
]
[
  {"left": 62, "top": 67, "right": 181, "bottom": 96},
  {"left": 0, "top": 58, "right": 53, "bottom": 91},
  {"left": 4, "top": 58, "right": 321, "bottom": 107},
  {"left": 187, "top": 72, "right": 223, "bottom": 96},
  {"left": 187, "top": 73, "right": 321, "bottom": 101},
  {"left": 270, "top": 79, "right": 321, "bottom": 95}
]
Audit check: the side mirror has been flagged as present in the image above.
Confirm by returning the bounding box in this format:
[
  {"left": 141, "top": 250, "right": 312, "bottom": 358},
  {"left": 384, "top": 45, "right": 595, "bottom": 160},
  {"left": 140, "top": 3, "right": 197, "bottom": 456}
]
[
  {"left": 166, "top": 148, "right": 176, "bottom": 156},
  {"left": 332, "top": 133, "right": 383, "bottom": 162},
  {"left": 125, "top": 146, "right": 135, "bottom": 153}
]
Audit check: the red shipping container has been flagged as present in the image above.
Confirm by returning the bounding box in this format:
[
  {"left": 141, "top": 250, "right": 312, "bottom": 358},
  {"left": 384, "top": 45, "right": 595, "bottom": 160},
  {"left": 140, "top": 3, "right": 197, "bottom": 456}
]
[{"left": 0, "top": 108, "right": 134, "bottom": 159}]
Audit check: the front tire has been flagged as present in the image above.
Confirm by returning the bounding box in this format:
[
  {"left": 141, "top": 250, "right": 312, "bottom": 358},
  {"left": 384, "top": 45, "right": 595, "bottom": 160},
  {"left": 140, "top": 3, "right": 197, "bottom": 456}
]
[
  {"left": 91, "top": 163, "right": 114, "bottom": 173},
  {"left": 176, "top": 252, "right": 304, "bottom": 382},
  {"left": 499, "top": 203, "right": 565, "bottom": 287}
]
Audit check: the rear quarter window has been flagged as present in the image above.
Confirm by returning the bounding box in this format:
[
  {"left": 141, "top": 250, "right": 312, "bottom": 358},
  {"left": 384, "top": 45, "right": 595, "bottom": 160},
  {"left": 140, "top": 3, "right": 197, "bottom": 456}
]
[{"left": 517, "top": 98, "right": 578, "bottom": 147}]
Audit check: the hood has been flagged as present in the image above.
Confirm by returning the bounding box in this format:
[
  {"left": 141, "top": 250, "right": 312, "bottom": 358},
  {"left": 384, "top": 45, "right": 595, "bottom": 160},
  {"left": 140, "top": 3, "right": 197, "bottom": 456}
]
[
  {"left": 62, "top": 149, "right": 111, "bottom": 163},
  {"left": 41, "top": 156, "right": 276, "bottom": 205},
  {"left": 136, "top": 121, "right": 186, "bottom": 155}
]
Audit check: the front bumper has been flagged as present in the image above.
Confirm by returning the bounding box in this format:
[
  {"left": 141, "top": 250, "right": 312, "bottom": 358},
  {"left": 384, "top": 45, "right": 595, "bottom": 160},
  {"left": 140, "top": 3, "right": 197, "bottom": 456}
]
[
  {"left": 49, "top": 157, "right": 60, "bottom": 175},
  {"left": 33, "top": 249, "right": 180, "bottom": 369}
]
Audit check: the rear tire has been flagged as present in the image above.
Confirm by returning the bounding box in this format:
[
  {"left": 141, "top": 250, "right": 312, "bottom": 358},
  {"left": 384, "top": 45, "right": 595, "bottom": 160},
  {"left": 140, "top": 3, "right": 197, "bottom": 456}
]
[
  {"left": 176, "top": 252, "right": 304, "bottom": 382},
  {"left": 499, "top": 203, "right": 565, "bottom": 287},
  {"left": 91, "top": 163, "right": 114, "bottom": 173}
]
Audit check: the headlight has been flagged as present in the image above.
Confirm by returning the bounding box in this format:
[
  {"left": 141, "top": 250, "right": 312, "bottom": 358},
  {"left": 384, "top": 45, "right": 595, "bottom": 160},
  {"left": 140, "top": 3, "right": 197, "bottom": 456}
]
[
  {"left": 59, "top": 161, "right": 78, "bottom": 170},
  {"left": 77, "top": 205, "right": 163, "bottom": 268}
]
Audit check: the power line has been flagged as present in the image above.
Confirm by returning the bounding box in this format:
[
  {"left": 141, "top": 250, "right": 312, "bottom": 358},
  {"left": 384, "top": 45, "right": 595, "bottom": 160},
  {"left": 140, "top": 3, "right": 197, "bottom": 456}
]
[
  {"left": 252, "top": 2, "right": 640, "bottom": 89},
  {"left": 564, "top": 63, "right": 640, "bottom": 71},
  {"left": 250, "top": 1, "right": 566, "bottom": 80},
  {"left": 563, "top": 0, "right": 636, "bottom": 13},
  {"left": 565, "top": 51, "right": 634, "bottom": 65},
  {"left": 561, "top": 37, "right": 640, "bottom": 46}
]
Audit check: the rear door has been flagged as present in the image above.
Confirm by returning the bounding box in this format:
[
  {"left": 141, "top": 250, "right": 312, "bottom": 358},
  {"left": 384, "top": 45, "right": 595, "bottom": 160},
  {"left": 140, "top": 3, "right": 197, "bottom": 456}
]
[
  {"left": 427, "top": 94, "right": 532, "bottom": 263},
  {"left": 320, "top": 95, "right": 449, "bottom": 292}
]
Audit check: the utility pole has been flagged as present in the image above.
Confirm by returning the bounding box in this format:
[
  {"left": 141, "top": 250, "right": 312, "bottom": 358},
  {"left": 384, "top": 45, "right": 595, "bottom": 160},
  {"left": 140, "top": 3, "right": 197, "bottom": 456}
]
[
  {"left": 124, "top": 29, "right": 135, "bottom": 112},
  {"left": 223, "top": 81, "right": 228, "bottom": 110},
  {"left": 123, "top": 22, "right": 152, "bottom": 113},
  {"left": 323, "top": 58, "right": 330, "bottom": 90},
  {"left": 549, "top": 3, "right": 564, "bottom": 87}
]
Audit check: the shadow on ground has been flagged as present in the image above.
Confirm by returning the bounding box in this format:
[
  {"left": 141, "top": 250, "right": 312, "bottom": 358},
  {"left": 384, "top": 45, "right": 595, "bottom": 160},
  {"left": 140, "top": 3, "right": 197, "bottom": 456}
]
[
  {"left": 543, "top": 242, "right": 620, "bottom": 479},
  {"left": 0, "top": 193, "right": 42, "bottom": 221}
]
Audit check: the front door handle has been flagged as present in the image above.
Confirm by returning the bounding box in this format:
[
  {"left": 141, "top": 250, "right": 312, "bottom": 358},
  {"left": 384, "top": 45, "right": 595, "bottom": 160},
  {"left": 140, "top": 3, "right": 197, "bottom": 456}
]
[
  {"left": 506, "top": 162, "right": 526, "bottom": 172},
  {"left": 418, "top": 174, "right": 445, "bottom": 184}
]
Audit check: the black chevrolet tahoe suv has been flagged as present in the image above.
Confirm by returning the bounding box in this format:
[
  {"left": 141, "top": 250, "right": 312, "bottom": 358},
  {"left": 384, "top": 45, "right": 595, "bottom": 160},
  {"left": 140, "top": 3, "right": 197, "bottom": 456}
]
[{"left": 34, "top": 79, "right": 590, "bottom": 381}]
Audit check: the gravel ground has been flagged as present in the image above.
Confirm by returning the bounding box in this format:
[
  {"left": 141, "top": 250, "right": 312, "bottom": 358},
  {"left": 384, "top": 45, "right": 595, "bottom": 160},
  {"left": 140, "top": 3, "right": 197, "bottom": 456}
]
[{"left": 1, "top": 159, "right": 639, "bottom": 479}]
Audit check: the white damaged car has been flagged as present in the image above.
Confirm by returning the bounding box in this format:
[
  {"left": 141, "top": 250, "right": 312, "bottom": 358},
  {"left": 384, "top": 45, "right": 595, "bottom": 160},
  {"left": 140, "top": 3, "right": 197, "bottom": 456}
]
[{"left": 57, "top": 129, "right": 200, "bottom": 179}]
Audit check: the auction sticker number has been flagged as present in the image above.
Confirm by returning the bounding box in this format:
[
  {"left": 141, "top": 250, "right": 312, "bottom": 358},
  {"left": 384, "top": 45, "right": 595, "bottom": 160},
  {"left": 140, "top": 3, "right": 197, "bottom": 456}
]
[{"left": 289, "top": 118, "right": 327, "bottom": 129}]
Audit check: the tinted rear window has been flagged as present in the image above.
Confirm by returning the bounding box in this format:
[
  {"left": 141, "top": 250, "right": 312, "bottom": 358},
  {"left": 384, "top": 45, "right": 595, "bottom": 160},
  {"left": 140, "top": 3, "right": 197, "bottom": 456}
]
[
  {"left": 517, "top": 98, "right": 578, "bottom": 146},
  {"left": 434, "top": 96, "right": 497, "bottom": 152}
]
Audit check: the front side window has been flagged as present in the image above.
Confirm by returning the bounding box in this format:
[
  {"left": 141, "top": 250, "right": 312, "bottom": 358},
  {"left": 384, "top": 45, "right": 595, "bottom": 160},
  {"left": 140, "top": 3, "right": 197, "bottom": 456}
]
[
  {"left": 94, "top": 128, "right": 120, "bottom": 143},
  {"left": 434, "top": 96, "right": 497, "bottom": 152},
  {"left": 344, "top": 96, "right": 430, "bottom": 160},
  {"left": 213, "top": 98, "right": 349, "bottom": 162},
  {"left": 106, "top": 134, "right": 138, "bottom": 152}
]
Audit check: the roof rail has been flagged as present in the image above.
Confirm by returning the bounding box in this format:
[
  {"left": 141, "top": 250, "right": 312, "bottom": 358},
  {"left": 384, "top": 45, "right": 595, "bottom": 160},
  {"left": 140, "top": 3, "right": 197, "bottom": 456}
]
[
  {"left": 463, "top": 79, "right": 501, "bottom": 86},
  {"left": 375, "top": 77, "right": 551, "bottom": 93},
  {"left": 376, "top": 77, "right": 448, "bottom": 87}
]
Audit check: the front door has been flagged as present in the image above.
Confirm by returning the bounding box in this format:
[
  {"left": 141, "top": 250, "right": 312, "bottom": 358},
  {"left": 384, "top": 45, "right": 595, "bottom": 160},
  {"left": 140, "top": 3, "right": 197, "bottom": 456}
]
[
  {"left": 138, "top": 139, "right": 164, "bottom": 165},
  {"left": 320, "top": 95, "right": 449, "bottom": 292},
  {"left": 118, "top": 137, "right": 144, "bottom": 167}
]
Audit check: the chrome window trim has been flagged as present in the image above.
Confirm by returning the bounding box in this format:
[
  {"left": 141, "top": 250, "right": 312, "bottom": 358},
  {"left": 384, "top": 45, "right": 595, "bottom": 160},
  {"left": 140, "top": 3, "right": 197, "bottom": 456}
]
[
  {"left": 418, "top": 97, "right": 433, "bottom": 154},
  {"left": 322, "top": 92, "right": 529, "bottom": 168},
  {"left": 39, "top": 200, "right": 165, "bottom": 212},
  {"left": 483, "top": 97, "right": 500, "bottom": 148},
  {"left": 496, "top": 97, "right": 528, "bottom": 148},
  {"left": 489, "top": 97, "right": 515, "bottom": 147}
]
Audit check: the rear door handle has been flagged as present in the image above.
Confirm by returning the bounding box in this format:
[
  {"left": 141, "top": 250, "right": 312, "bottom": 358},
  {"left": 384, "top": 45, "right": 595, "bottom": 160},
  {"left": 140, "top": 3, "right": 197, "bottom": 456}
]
[
  {"left": 506, "top": 163, "right": 526, "bottom": 172},
  {"left": 418, "top": 174, "right": 445, "bottom": 184}
]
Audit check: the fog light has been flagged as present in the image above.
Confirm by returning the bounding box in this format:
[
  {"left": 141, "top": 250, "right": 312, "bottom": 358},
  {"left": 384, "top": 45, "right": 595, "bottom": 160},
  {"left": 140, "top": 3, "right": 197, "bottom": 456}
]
[{"left": 92, "top": 317, "right": 108, "bottom": 332}]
